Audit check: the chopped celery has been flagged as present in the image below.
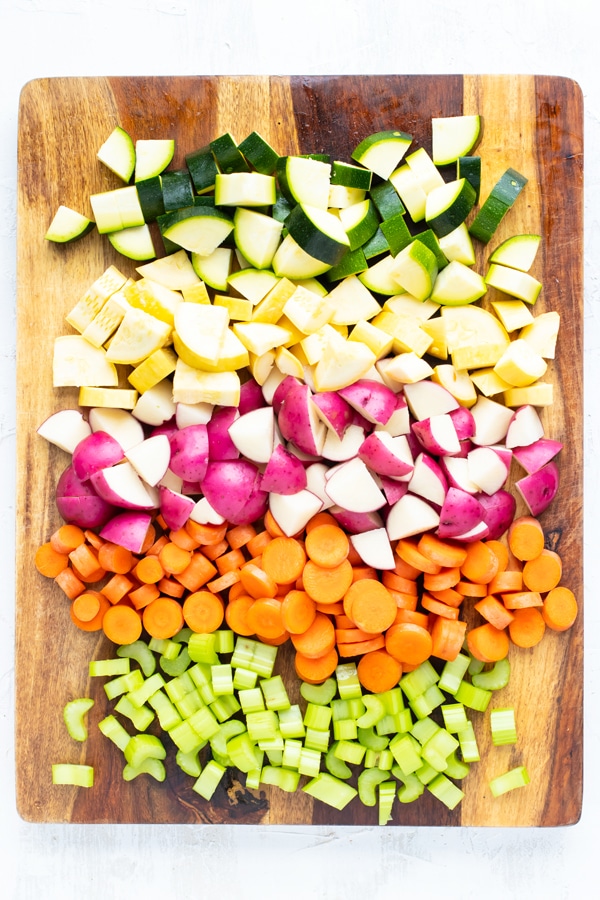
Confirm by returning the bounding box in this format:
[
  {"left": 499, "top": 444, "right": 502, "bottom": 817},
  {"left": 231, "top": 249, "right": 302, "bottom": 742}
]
[
  {"left": 428, "top": 773, "right": 465, "bottom": 810},
  {"left": 123, "top": 757, "right": 166, "bottom": 782},
  {"left": 416, "top": 761, "right": 439, "bottom": 785},
  {"left": 355, "top": 694, "right": 386, "bottom": 728},
  {"left": 246, "top": 709, "right": 279, "bottom": 742},
  {"left": 396, "top": 771, "right": 425, "bottom": 803},
  {"left": 114, "top": 695, "right": 155, "bottom": 731},
  {"left": 400, "top": 660, "right": 439, "bottom": 702},
  {"left": 376, "top": 708, "right": 412, "bottom": 736},
  {"left": 193, "top": 759, "right": 226, "bottom": 800},
  {"left": 457, "top": 720, "right": 480, "bottom": 763},
  {"left": 175, "top": 688, "right": 205, "bottom": 719},
  {"left": 454, "top": 680, "right": 492, "bottom": 712},
  {"left": 149, "top": 636, "right": 181, "bottom": 660},
  {"left": 160, "top": 646, "right": 191, "bottom": 677},
  {"left": 210, "top": 719, "right": 247, "bottom": 758},
  {"left": 304, "top": 727, "right": 331, "bottom": 753},
  {"left": 378, "top": 749, "right": 394, "bottom": 770},
  {"left": 260, "top": 765, "right": 300, "bottom": 792},
  {"left": 52, "top": 763, "right": 94, "bottom": 787},
  {"left": 63, "top": 697, "right": 94, "bottom": 742},
  {"left": 334, "top": 739, "right": 366, "bottom": 766},
  {"left": 98, "top": 714, "right": 131, "bottom": 751},
  {"left": 298, "top": 747, "right": 322, "bottom": 777},
  {"left": 304, "top": 702, "right": 333, "bottom": 731},
  {"left": 210, "top": 694, "right": 241, "bottom": 722},
  {"left": 188, "top": 705, "right": 221, "bottom": 741},
  {"left": 128, "top": 671, "right": 166, "bottom": 708},
  {"left": 444, "top": 750, "right": 470, "bottom": 780},
  {"left": 117, "top": 640, "right": 156, "bottom": 677},
  {"left": 333, "top": 718, "right": 357, "bottom": 742},
  {"left": 489, "top": 765, "right": 530, "bottom": 798},
  {"left": 147, "top": 689, "right": 182, "bottom": 731},
  {"left": 226, "top": 731, "right": 261, "bottom": 773},
  {"left": 438, "top": 653, "right": 471, "bottom": 695},
  {"left": 277, "top": 704, "right": 306, "bottom": 739},
  {"left": 441, "top": 703, "right": 469, "bottom": 734},
  {"left": 260, "top": 675, "right": 290, "bottom": 710},
  {"left": 250, "top": 641, "right": 278, "bottom": 678},
  {"left": 300, "top": 677, "right": 337, "bottom": 705},
  {"left": 410, "top": 715, "right": 440, "bottom": 746},
  {"left": 188, "top": 632, "right": 219, "bottom": 664},
  {"left": 378, "top": 781, "right": 396, "bottom": 825},
  {"left": 336, "top": 662, "right": 362, "bottom": 699},
  {"left": 421, "top": 728, "right": 459, "bottom": 771},
  {"left": 89, "top": 657, "right": 130, "bottom": 677},
  {"left": 357, "top": 767, "right": 389, "bottom": 806},
  {"left": 169, "top": 719, "right": 208, "bottom": 753},
  {"left": 357, "top": 726, "right": 389, "bottom": 752},
  {"left": 104, "top": 668, "right": 144, "bottom": 701},
  {"left": 303, "top": 772, "right": 358, "bottom": 810},
  {"left": 490, "top": 707, "right": 518, "bottom": 746},
  {"left": 410, "top": 683, "right": 445, "bottom": 719},
  {"left": 176, "top": 744, "right": 205, "bottom": 777},
  {"left": 230, "top": 636, "right": 256, "bottom": 669},
  {"left": 214, "top": 629, "right": 234, "bottom": 655},
  {"left": 238, "top": 687, "right": 265, "bottom": 714},
  {"left": 211, "top": 663, "right": 234, "bottom": 696},
  {"left": 172, "top": 627, "right": 193, "bottom": 644},
  {"left": 389, "top": 733, "right": 422, "bottom": 775},
  {"left": 265, "top": 748, "right": 283, "bottom": 766},
  {"left": 472, "top": 657, "right": 511, "bottom": 691},
  {"left": 468, "top": 655, "right": 485, "bottom": 676},
  {"left": 325, "top": 742, "right": 353, "bottom": 779},
  {"left": 124, "top": 733, "right": 166, "bottom": 768},
  {"left": 257, "top": 731, "right": 284, "bottom": 753},
  {"left": 282, "top": 738, "right": 303, "bottom": 769},
  {"left": 165, "top": 670, "right": 196, "bottom": 702}
]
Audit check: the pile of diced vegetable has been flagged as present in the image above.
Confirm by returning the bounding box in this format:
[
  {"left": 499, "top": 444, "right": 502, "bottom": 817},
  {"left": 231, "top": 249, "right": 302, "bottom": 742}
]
[{"left": 37, "top": 112, "right": 577, "bottom": 824}]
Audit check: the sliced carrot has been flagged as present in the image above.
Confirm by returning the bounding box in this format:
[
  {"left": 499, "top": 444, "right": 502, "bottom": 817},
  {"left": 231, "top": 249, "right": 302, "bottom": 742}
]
[
  {"left": 488, "top": 570, "right": 523, "bottom": 594},
  {"left": 316, "top": 601, "right": 345, "bottom": 616},
  {"left": 294, "top": 646, "right": 339, "bottom": 683},
  {"left": 50, "top": 524, "right": 86, "bottom": 555},
  {"left": 101, "top": 573, "right": 135, "bottom": 605},
  {"left": 335, "top": 627, "right": 380, "bottom": 643},
  {"left": 226, "top": 522, "right": 257, "bottom": 550},
  {"left": 351, "top": 565, "right": 378, "bottom": 582},
  {"left": 290, "top": 611, "right": 336, "bottom": 659},
  {"left": 396, "top": 538, "right": 442, "bottom": 575},
  {"left": 215, "top": 547, "right": 246, "bottom": 576},
  {"left": 140, "top": 523, "right": 156, "bottom": 555},
  {"left": 157, "top": 576, "right": 186, "bottom": 599},
  {"left": 167, "top": 526, "right": 200, "bottom": 552},
  {"left": 357, "top": 649, "right": 402, "bottom": 693},
  {"left": 467, "top": 622, "right": 510, "bottom": 662},
  {"left": 256, "top": 630, "right": 291, "bottom": 646},
  {"left": 145, "top": 535, "right": 169, "bottom": 557},
  {"left": 228, "top": 581, "right": 247, "bottom": 602},
  {"left": 343, "top": 579, "right": 397, "bottom": 634},
  {"left": 485, "top": 539, "right": 509, "bottom": 572},
  {"left": 239, "top": 563, "right": 278, "bottom": 599},
  {"left": 305, "top": 511, "right": 339, "bottom": 532},
  {"left": 460, "top": 541, "right": 500, "bottom": 585},
  {"left": 264, "top": 508, "right": 288, "bottom": 538},
  {"left": 508, "top": 516, "right": 545, "bottom": 561},
  {"left": 335, "top": 614, "right": 356, "bottom": 629},
  {"left": 385, "top": 622, "right": 433, "bottom": 666},
  {"left": 128, "top": 582, "right": 160, "bottom": 611},
  {"left": 174, "top": 551, "right": 218, "bottom": 591},
  {"left": 417, "top": 532, "right": 468, "bottom": 568},
  {"left": 382, "top": 571, "right": 419, "bottom": 595},
  {"left": 97, "top": 541, "right": 135, "bottom": 575},
  {"left": 35, "top": 542, "right": 69, "bottom": 578},
  {"left": 68, "top": 542, "right": 101, "bottom": 580},
  {"left": 522, "top": 549, "right": 563, "bottom": 593},
  {"left": 182, "top": 590, "right": 224, "bottom": 633},
  {"left": 508, "top": 606, "right": 546, "bottom": 648},
  {"left": 71, "top": 561, "right": 106, "bottom": 584},
  {"left": 387, "top": 589, "right": 419, "bottom": 612},
  {"left": 84, "top": 529, "right": 105, "bottom": 551},
  {"left": 430, "top": 616, "right": 467, "bottom": 662},
  {"left": 392, "top": 608, "right": 431, "bottom": 628},
  {"left": 337, "top": 635, "right": 386, "bottom": 657},
  {"left": 474, "top": 594, "right": 515, "bottom": 631},
  {"left": 391, "top": 555, "right": 421, "bottom": 580},
  {"left": 102, "top": 603, "right": 143, "bottom": 645},
  {"left": 133, "top": 555, "right": 165, "bottom": 585},
  {"left": 427, "top": 587, "right": 464, "bottom": 608},
  {"left": 502, "top": 590, "right": 543, "bottom": 610},
  {"left": 542, "top": 586, "right": 578, "bottom": 632},
  {"left": 302, "top": 559, "right": 354, "bottom": 605},
  {"left": 185, "top": 519, "right": 228, "bottom": 546},
  {"left": 246, "top": 597, "right": 287, "bottom": 640},
  {"left": 202, "top": 539, "right": 230, "bottom": 562},
  {"left": 143, "top": 596, "right": 185, "bottom": 640},
  {"left": 70, "top": 591, "right": 110, "bottom": 632},
  {"left": 420, "top": 593, "right": 460, "bottom": 620},
  {"left": 54, "top": 566, "right": 86, "bottom": 600},
  {"left": 455, "top": 580, "right": 488, "bottom": 598},
  {"left": 72, "top": 590, "right": 101, "bottom": 623},
  {"left": 245, "top": 529, "right": 273, "bottom": 558},
  {"left": 422, "top": 567, "right": 461, "bottom": 592},
  {"left": 261, "top": 536, "right": 307, "bottom": 585},
  {"left": 207, "top": 570, "right": 241, "bottom": 594},
  {"left": 346, "top": 543, "right": 364, "bottom": 567},
  {"left": 281, "top": 589, "right": 317, "bottom": 635},
  {"left": 304, "top": 523, "right": 349, "bottom": 569},
  {"left": 225, "top": 594, "right": 255, "bottom": 636}
]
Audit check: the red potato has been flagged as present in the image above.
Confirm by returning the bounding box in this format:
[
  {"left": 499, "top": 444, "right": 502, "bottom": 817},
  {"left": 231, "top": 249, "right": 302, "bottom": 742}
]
[
  {"left": 189, "top": 496, "right": 226, "bottom": 526},
  {"left": 311, "top": 390, "right": 354, "bottom": 439},
  {"left": 386, "top": 492, "right": 440, "bottom": 541},
  {"left": 467, "top": 446, "right": 510, "bottom": 495},
  {"left": 338, "top": 379, "right": 398, "bottom": 425},
  {"left": 72, "top": 431, "right": 125, "bottom": 482},
  {"left": 477, "top": 489, "right": 516, "bottom": 540},
  {"left": 99, "top": 511, "right": 153, "bottom": 553},
  {"left": 200, "top": 458, "right": 267, "bottom": 525},
  {"left": 175, "top": 400, "right": 214, "bottom": 429},
  {"left": 403, "top": 380, "right": 459, "bottom": 421},
  {"left": 437, "top": 486, "right": 486, "bottom": 538},
  {"left": 268, "top": 488, "right": 323, "bottom": 536},
  {"left": 169, "top": 423, "right": 210, "bottom": 482},
  {"left": 55, "top": 464, "right": 115, "bottom": 529},
  {"left": 450, "top": 519, "right": 490, "bottom": 542},
  {"left": 206, "top": 407, "right": 240, "bottom": 461},
  {"left": 228, "top": 406, "right": 276, "bottom": 464},
  {"left": 330, "top": 506, "right": 384, "bottom": 534},
  {"left": 324, "top": 457, "right": 386, "bottom": 513},
  {"left": 132, "top": 378, "right": 176, "bottom": 426},
  {"left": 260, "top": 444, "right": 307, "bottom": 494},
  {"left": 37, "top": 408, "right": 92, "bottom": 454},
  {"left": 277, "top": 381, "right": 326, "bottom": 457},
  {"left": 269, "top": 373, "right": 299, "bottom": 413},
  {"left": 90, "top": 461, "right": 159, "bottom": 510},
  {"left": 238, "top": 377, "right": 267, "bottom": 414},
  {"left": 449, "top": 406, "right": 476, "bottom": 441},
  {"left": 125, "top": 433, "right": 171, "bottom": 487},
  {"left": 505, "top": 404, "right": 545, "bottom": 449},
  {"left": 512, "top": 437, "right": 563, "bottom": 474},
  {"left": 158, "top": 485, "right": 195, "bottom": 530},
  {"left": 412, "top": 413, "right": 461, "bottom": 456},
  {"left": 304, "top": 462, "right": 335, "bottom": 509},
  {"left": 515, "top": 461, "right": 560, "bottom": 517},
  {"left": 374, "top": 395, "right": 411, "bottom": 436},
  {"left": 321, "top": 423, "right": 366, "bottom": 462},
  {"left": 88, "top": 406, "right": 145, "bottom": 452},
  {"left": 358, "top": 431, "right": 414, "bottom": 479},
  {"left": 350, "top": 527, "right": 395, "bottom": 570},
  {"left": 378, "top": 475, "right": 409, "bottom": 506},
  {"left": 408, "top": 452, "right": 448, "bottom": 508},
  {"left": 440, "top": 455, "right": 479, "bottom": 494},
  {"left": 470, "top": 396, "right": 514, "bottom": 447}
]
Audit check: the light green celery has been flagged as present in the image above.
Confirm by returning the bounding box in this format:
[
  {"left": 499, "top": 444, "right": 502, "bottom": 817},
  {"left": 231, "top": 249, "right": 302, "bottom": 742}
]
[
  {"left": 334, "top": 739, "right": 366, "bottom": 766},
  {"left": 260, "top": 765, "right": 301, "bottom": 792},
  {"left": 472, "top": 657, "right": 511, "bottom": 691},
  {"left": 410, "top": 683, "right": 445, "bottom": 719},
  {"left": 160, "top": 646, "right": 191, "bottom": 677},
  {"left": 282, "top": 738, "right": 303, "bottom": 769},
  {"left": 357, "top": 726, "right": 389, "bottom": 752},
  {"left": 468, "top": 655, "right": 485, "bottom": 676},
  {"left": 400, "top": 660, "right": 439, "bottom": 702},
  {"left": 410, "top": 715, "right": 440, "bottom": 746},
  {"left": 230, "top": 637, "right": 256, "bottom": 669},
  {"left": 233, "top": 666, "right": 258, "bottom": 691},
  {"left": 89, "top": 658, "right": 130, "bottom": 678},
  {"left": 260, "top": 675, "right": 290, "bottom": 711},
  {"left": 428, "top": 772, "right": 465, "bottom": 810},
  {"left": 52, "top": 763, "right": 94, "bottom": 787},
  {"left": 333, "top": 718, "right": 358, "bottom": 742},
  {"left": 444, "top": 750, "right": 470, "bottom": 780},
  {"left": 193, "top": 759, "right": 226, "bottom": 800},
  {"left": 438, "top": 653, "right": 470, "bottom": 695},
  {"left": 164, "top": 670, "right": 196, "bottom": 703},
  {"left": 376, "top": 708, "right": 412, "bottom": 736},
  {"left": 378, "top": 749, "right": 394, "bottom": 770},
  {"left": 250, "top": 641, "right": 278, "bottom": 678},
  {"left": 325, "top": 742, "right": 352, "bottom": 779},
  {"left": 172, "top": 627, "right": 193, "bottom": 644},
  {"left": 356, "top": 694, "right": 386, "bottom": 728},
  {"left": 455, "top": 680, "right": 492, "bottom": 712},
  {"left": 211, "top": 663, "right": 234, "bottom": 696},
  {"left": 348, "top": 697, "right": 366, "bottom": 719},
  {"left": 457, "top": 720, "right": 480, "bottom": 763},
  {"left": 187, "top": 664, "right": 217, "bottom": 704},
  {"left": 128, "top": 672, "right": 166, "bottom": 709},
  {"left": 298, "top": 747, "right": 322, "bottom": 777},
  {"left": 214, "top": 629, "right": 234, "bottom": 655},
  {"left": 176, "top": 744, "right": 205, "bottom": 777},
  {"left": 489, "top": 765, "right": 530, "bottom": 797},
  {"left": 389, "top": 733, "right": 422, "bottom": 775},
  {"left": 149, "top": 636, "right": 180, "bottom": 660},
  {"left": 175, "top": 688, "right": 205, "bottom": 719},
  {"left": 490, "top": 707, "right": 517, "bottom": 746},
  {"left": 416, "top": 760, "right": 440, "bottom": 785},
  {"left": 257, "top": 732, "right": 284, "bottom": 753},
  {"left": 104, "top": 668, "right": 144, "bottom": 701},
  {"left": 147, "top": 689, "right": 182, "bottom": 731},
  {"left": 63, "top": 697, "right": 94, "bottom": 742},
  {"left": 188, "top": 632, "right": 219, "bottom": 664},
  {"left": 278, "top": 704, "right": 305, "bottom": 738},
  {"left": 212, "top": 749, "right": 233, "bottom": 768},
  {"left": 421, "top": 729, "right": 459, "bottom": 771},
  {"left": 304, "top": 702, "right": 333, "bottom": 731},
  {"left": 117, "top": 640, "right": 156, "bottom": 677},
  {"left": 239, "top": 687, "right": 265, "bottom": 714},
  {"left": 98, "top": 715, "right": 131, "bottom": 752},
  {"left": 123, "top": 757, "right": 166, "bottom": 782},
  {"left": 379, "top": 687, "right": 404, "bottom": 715},
  {"left": 210, "top": 694, "right": 240, "bottom": 722},
  {"left": 441, "top": 703, "right": 469, "bottom": 734},
  {"left": 210, "top": 719, "right": 247, "bottom": 758},
  {"left": 330, "top": 698, "right": 351, "bottom": 721},
  {"left": 396, "top": 771, "right": 425, "bottom": 803},
  {"left": 304, "top": 727, "right": 331, "bottom": 753},
  {"left": 246, "top": 709, "right": 279, "bottom": 742},
  {"left": 378, "top": 781, "right": 396, "bottom": 825},
  {"left": 336, "top": 662, "right": 362, "bottom": 699},
  {"left": 114, "top": 695, "right": 155, "bottom": 731},
  {"left": 227, "top": 731, "right": 261, "bottom": 773},
  {"left": 303, "top": 772, "right": 358, "bottom": 810},
  {"left": 124, "top": 733, "right": 166, "bottom": 768},
  {"left": 188, "top": 705, "right": 221, "bottom": 741},
  {"left": 245, "top": 768, "right": 262, "bottom": 790},
  {"left": 300, "top": 677, "right": 337, "bottom": 705},
  {"left": 265, "top": 748, "right": 283, "bottom": 766},
  {"left": 170, "top": 719, "right": 208, "bottom": 753},
  {"left": 357, "top": 767, "right": 389, "bottom": 806}
]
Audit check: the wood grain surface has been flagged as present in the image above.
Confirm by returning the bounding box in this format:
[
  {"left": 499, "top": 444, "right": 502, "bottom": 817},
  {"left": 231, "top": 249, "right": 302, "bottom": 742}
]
[{"left": 15, "top": 75, "right": 583, "bottom": 826}]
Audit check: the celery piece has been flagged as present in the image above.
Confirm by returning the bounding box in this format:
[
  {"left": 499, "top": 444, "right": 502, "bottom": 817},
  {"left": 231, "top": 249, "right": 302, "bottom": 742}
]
[
  {"left": 124, "top": 733, "right": 166, "bottom": 768},
  {"left": 260, "top": 765, "right": 301, "bottom": 792},
  {"left": 210, "top": 694, "right": 241, "bottom": 722},
  {"left": 441, "top": 703, "right": 469, "bottom": 734},
  {"left": 260, "top": 675, "right": 290, "bottom": 711},
  {"left": 438, "top": 653, "right": 470, "bottom": 695},
  {"left": 227, "top": 731, "right": 261, "bottom": 774},
  {"left": 282, "top": 738, "right": 303, "bottom": 770},
  {"left": 376, "top": 708, "right": 412, "bottom": 736},
  {"left": 245, "top": 768, "right": 262, "bottom": 790},
  {"left": 230, "top": 637, "right": 256, "bottom": 669},
  {"left": 428, "top": 773, "right": 465, "bottom": 810},
  {"left": 333, "top": 718, "right": 358, "bottom": 742},
  {"left": 172, "top": 627, "right": 193, "bottom": 644},
  {"left": 300, "top": 677, "right": 337, "bottom": 706},
  {"left": 348, "top": 697, "right": 366, "bottom": 719},
  {"left": 468, "top": 655, "right": 485, "bottom": 676},
  {"left": 211, "top": 663, "right": 234, "bottom": 696},
  {"left": 455, "top": 680, "right": 492, "bottom": 712},
  {"left": 358, "top": 726, "right": 390, "bottom": 753},
  {"left": 378, "top": 781, "right": 396, "bottom": 825},
  {"left": 303, "top": 772, "right": 358, "bottom": 810},
  {"left": 416, "top": 761, "right": 439, "bottom": 785},
  {"left": 457, "top": 720, "right": 480, "bottom": 763},
  {"left": 214, "top": 629, "right": 234, "bottom": 655},
  {"left": 363, "top": 748, "right": 380, "bottom": 769},
  {"left": 89, "top": 658, "right": 130, "bottom": 678},
  {"left": 164, "top": 670, "right": 196, "bottom": 702},
  {"left": 331, "top": 698, "right": 351, "bottom": 721},
  {"left": 123, "top": 757, "right": 166, "bottom": 782},
  {"left": 251, "top": 641, "right": 278, "bottom": 678},
  {"left": 128, "top": 672, "right": 166, "bottom": 709},
  {"left": 246, "top": 709, "right": 279, "bottom": 742},
  {"left": 52, "top": 763, "right": 94, "bottom": 788},
  {"left": 160, "top": 646, "right": 192, "bottom": 677},
  {"left": 176, "top": 744, "right": 205, "bottom": 777},
  {"left": 117, "top": 640, "right": 156, "bottom": 677},
  {"left": 356, "top": 694, "right": 386, "bottom": 728},
  {"left": 210, "top": 719, "right": 247, "bottom": 758},
  {"left": 489, "top": 765, "right": 530, "bottom": 797},
  {"left": 175, "top": 689, "right": 205, "bottom": 719},
  {"left": 411, "top": 683, "right": 445, "bottom": 720},
  {"left": 325, "top": 742, "right": 352, "bottom": 780},
  {"left": 472, "top": 657, "right": 511, "bottom": 691},
  {"left": 444, "top": 750, "right": 470, "bottom": 780},
  {"left": 238, "top": 687, "right": 265, "bottom": 714},
  {"left": 396, "top": 772, "right": 425, "bottom": 803},
  {"left": 421, "top": 729, "right": 459, "bottom": 772},
  {"left": 233, "top": 666, "right": 258, "bottom": 690},
  {"left": 193, "top": 760, "right": 226, "bottom": 800},
  {"left": 278, "top": 704, "right": 306, "bottom": 739},
  {"left": 304, "top": 727, "right": 331, "bottom": 753},
  {"left": 410, "top": 715, "right": 440, "bottom": 746},
  {"left": 265, "top": 748, "right": 283, "bottom": 766},
  {"left": 379, "top": 687, "right": 404, "bottom": 715},
  {"left": 147, "top": 689, "right": 182, "bottom": 732},
  {"left": 298, "top": 747, "right": 322, "bottom": 778},
  {"left": 188, "top": 632, "right": 219, "bottom": 664},
  {"left": 357, "top": 767, "right": 389, "bottom": 806},
  {"left": 149, "top": 637, "right": 180, "bottom": 660},
  {"left": 63, "top": 697, "right": 94, "bottom": 742},
  {"left": 104, "top": 668, "right": 144, "bottom": 701},
  {"left": 334, "top": 739, "right": 366, "bottom": 766},
  {"left": 400, "top": 660, "right": 439, "bottom": 702},
  {"left": 98, "top": 714, "right": 131, "bottom": 752},
  {"left": 169, "top": 719, "right": 208, "bottom": 753},
  {"left": 378, "top": 748, "right": 394, "bottom": 771},
  {"left": 114, "top": 696, "right": 155, "bottom": 731},
  {"left": 389, "top": 733, "right": 422, "bottom": 775},
  {"left": 188, "top": 705, "right": 221, "bottom": 741},
  {"left": 304, "top": 702, "right": 333, "bottom": 731},
  {"left": 490, "top": 707, "right": 518, "bottom": 746},
  {"left": 336, "top": 662, "right": 362, "bottom": 699},
  {"left": 212, "top": 748, "right": 233, "bottom": 768},
  {"left": 258, "top": 731, "right": 284, "bottom": 753}
]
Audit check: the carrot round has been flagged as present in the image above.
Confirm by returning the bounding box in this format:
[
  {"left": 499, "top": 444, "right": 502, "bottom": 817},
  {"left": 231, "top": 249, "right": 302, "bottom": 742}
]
[
  {"left": 357, "top": 649, "right": 402, "bottom": 693},
  {"left": 488, "top": 570, "right": 524, "bottom": 594},
  {"left": 467, "top": 622, "right": 510, "bottom": 662},
  {"left": 304, "top": 523, "right": 349, "bottom": 569},
  {"left": 185, "top": 519, "right": 228, "bottom": 546},
  {"left": 542, "top": 586, "right": 578, "bottom": 632},
  {"left": 101, "top": 573, "right": 135, "bottom": 605},
  {"left": 239, "top": 563, "right": 278, "bottom": 599},
  {"left": 71, "top": 590, "right": 101, "bottom": 623},
  {"left": 305, "top": 511, "right": 339, "bottom": 532},
  {"left": 182, "top": 590, "right": 225, "bottom": 633},
  {"left": 159, "top": 541, "right": 193, "bottom": 575},
  {"left": 427, "top": 587, "right": 463, "bottom": 608},
  {"left": 264, "top": 508, "right": 288, "bottom": 538},
  {"left": 168, "top": 526, "right": 200, "bottom": 552},
  {"left": 430, "top": 616, "right": 467, "bottom": 661},
  {"left": 290, "top": 611, "right": 336, "bottom": 659},
  {"left": 102, "top": 603, "right": 143, "bottom": 645},
  {"left": 485, "top": 539, "right": 509, "bottom": 572},
  {"left": 393, "top": 608, "right": 431, "bottom": 628},
  {"left": 133, "top": 555, "right": 165, "bottom": 584},
  {"left": 294, "top": 646, "right": 339, "bottom": 684},
  {"left": 142, "top": 596, "right": 185, "bottom": 640},
  {"left": 246, "top": 598, "right": 286, "bottom": 640},
  {"left": 54, "top": 566, "right": 86, "bottom": 600},
  {"left": 35, "top": 542, "right": 69, "bottom": 578},
  {"left": 474, "top": 594, "right": 515, "bottom": 631},
  {"left": 420, "top": 593, "right": 460, "bottom": 620},
  {"left": 226, "top": 522, "right": 257, "bottom": 550},
  {"left": 70, "top": 591, "right": 110, "bottom": 632},
  {"left": 281, "top": 589, "right": 317, "bottom": 635},
  {"left": 98, "top": 541, "right": 135, "bottom": 575},
  {"left": 225, "top": 594, "right": 255, "bottom": 636},
  {"left": 508, "top": 606, "right": 546, "bottom": 647},
  {"left": 128, "top": 582, "right": 160, "bottom": 611},
  {"left": 336, "top": 635, "right": 386, "bottom": 657},
  {"left": 382, "top": 571, "right": 419, "bottom": 595},
  {"left": 50, "top": 524, "right": 86, "bottom": 555},
  {"left": 508, "top": 516, "right": 545, "bottom": 561},
  {"left": 343, "top": 579, "right": 397, "bottom": 634},
  {"left": 261, "top": 536, "right": 307, "bottom": 585},
  {"left": 522, "top": 549, "right": 563, "bottom": 593},
  {"left": 385, "top": 622, "right": 433, "bottom": 666},
  {"left": 422, "top": 567, "right": 461, "bottom": 592},
  {"left": 302, "top": 559, "right": 354, "bottom": 605},
  {"left": 396, "top": 538, "right": 442, "bottom": 574},
  {"left": 417, "top": 532, "right": 468, "bottom": 568},
  {"left": 460, "top": 541, "right": 500, "bottom": 585}
]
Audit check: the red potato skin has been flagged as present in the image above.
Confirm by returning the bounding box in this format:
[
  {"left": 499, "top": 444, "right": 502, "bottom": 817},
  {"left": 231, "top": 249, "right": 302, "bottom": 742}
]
[
  {"left": 71, "top": 431, "right": 124, "bottom": 482},
  {"left": 338, "top": 379, "right": 397, "bottom": 425},
  {"left": 159, "top": 486, "right": 195, "bottom": 531},
  {"left": 168, "top": 424, "right": 210, "bottom": 482},
  {"left": 277, "top": 382, "right": 324, "bottom": 456},
  {"left": 512, "top": 438, "right": 563, "bottom": 475},
  {"left": 55, "top": 464, "right": 115, "bottom": 529},
  {"left": 516, "top": 462, "right": 560, "bottom": 517},
  {"left": 449, "top": 406, "right": 476, "bottom": 441},
  {"left": 438, "top": 487, "right": 485, "bottom": 538},
  {"left": 477, "top": 489, "right": 517, "bottom": 540},
  {"left": 260, "top": 444, "right": 307, "bottom": 494},
  {"left": 311, "top": 391, "right": 354, "bottom": 439},
  {"left": 200, "top": 459, "right": 267, "bottom": 525},
  {"left": 99, "top": 511, "right": 153, "bottom": 553},
  {"left": 206, "top": 407, "right": 240, "bottom": 461},
  {"left": 238, "top": 377, "right": 266, "bottom": 414},
  {"left": 358, "top": 432, "right": 414, "bottom": 478},
  {"left": 271, "top": 375, "right": 301, "bottom": 415}
]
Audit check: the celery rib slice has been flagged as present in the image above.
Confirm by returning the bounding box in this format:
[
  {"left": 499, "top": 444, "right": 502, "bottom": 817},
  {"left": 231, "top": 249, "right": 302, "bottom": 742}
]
[{"left": 63, "top": 697, "right": 94, "bottom": 742}]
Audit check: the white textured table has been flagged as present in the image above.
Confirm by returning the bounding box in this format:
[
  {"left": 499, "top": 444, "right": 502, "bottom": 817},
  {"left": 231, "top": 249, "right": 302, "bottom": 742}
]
[{"left": 1, "top": 1, "right": 597, "bottom": 897}]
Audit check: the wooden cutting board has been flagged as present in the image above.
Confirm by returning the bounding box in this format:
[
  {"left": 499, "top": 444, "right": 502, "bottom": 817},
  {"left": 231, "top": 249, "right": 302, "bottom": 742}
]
[{"left": 15, "top": 75, "right": 583, "bottom": 826}]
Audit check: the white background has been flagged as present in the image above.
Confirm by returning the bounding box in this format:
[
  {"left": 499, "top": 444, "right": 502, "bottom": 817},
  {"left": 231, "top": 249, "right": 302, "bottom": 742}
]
[{"left": 1, "top": 2, "right": 597, "bottom": 898}]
